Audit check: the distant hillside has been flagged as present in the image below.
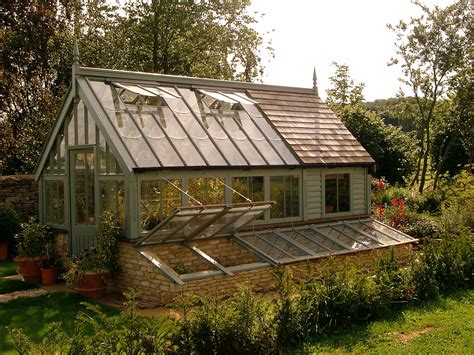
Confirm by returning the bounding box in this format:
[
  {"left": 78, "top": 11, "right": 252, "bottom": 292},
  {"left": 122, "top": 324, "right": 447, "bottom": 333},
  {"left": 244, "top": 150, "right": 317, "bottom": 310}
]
[{"left": 364, "top": 97, "right": 418, "bottom": 132}]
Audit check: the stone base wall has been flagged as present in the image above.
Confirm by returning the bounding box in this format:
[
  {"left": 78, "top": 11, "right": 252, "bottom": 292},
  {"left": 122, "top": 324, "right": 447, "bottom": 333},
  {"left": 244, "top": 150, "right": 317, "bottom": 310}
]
[
  {"left": 0, "top": 175, "right": 38, "bottom": 219},
  {"left": 110, "top": 238, "right": 413, "bottom": 305}
]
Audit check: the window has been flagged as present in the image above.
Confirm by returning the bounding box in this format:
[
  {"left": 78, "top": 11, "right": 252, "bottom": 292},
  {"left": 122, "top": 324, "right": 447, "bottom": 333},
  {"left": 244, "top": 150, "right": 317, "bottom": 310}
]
[
  {"left": 99, "top": 180, "right": 125, "bottom": 227},
  {"left": 325, "top": 174, "right": 350, "bottom": 214},
  {"left": 188, "top": 177, "right": 225, "bottom": 206},
  {"left": 231, "top": 176, "right": 264, "bottom": 203},
  {"left": 140, "top": 179, "right": 182, "bottom": 231},
  {"left": 44, "top": 180, "right": 65, "bottom": 225},
  {"left": 270, "top": 175, "right": 299, "bottom": 219}
]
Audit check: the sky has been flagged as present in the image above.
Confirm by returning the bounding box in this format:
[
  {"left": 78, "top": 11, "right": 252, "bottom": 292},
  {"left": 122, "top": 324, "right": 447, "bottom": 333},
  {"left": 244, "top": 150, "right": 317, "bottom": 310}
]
[{"left": 248, "top": 0, "right": 455, "bottom": 101}]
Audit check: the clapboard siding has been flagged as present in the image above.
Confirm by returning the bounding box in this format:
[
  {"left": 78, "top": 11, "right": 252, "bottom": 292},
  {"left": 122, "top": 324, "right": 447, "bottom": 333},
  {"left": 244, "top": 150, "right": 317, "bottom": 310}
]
[
  {"left": 303, "top": 167, "right": 369, "bottom": 221},
  {"left": 305, "top": 169, "right": 322, "bottom": 220},
  {"left": 352, "top": 169, "right": 367, "bottom": 214}
]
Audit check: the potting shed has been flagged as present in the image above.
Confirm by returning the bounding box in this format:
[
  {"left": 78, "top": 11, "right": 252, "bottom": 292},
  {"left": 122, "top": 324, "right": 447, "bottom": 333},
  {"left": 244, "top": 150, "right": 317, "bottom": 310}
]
[{"left": 35, "top": 48, "right": 415, "bottom": 303}]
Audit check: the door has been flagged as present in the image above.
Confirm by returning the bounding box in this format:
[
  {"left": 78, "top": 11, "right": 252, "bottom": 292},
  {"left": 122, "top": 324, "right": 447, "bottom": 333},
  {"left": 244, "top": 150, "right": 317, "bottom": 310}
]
[{"left": 70, "top": 149, "right": 96, "bottom": 254}]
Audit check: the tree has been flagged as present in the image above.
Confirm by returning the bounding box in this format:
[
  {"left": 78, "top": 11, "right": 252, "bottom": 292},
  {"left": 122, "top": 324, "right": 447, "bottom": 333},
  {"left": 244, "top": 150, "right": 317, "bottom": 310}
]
[
  {"left": 0, "top": 0, "right": 72, "bottom": 174},
  {"left": 0, "top": 0, "right": 270, "bottom": 174},
  {"left": 388, "top": 0, "right": 471, "bottom": 192},
  {"left": 326, "top": 63, "right": 416, "bottom": 184}
]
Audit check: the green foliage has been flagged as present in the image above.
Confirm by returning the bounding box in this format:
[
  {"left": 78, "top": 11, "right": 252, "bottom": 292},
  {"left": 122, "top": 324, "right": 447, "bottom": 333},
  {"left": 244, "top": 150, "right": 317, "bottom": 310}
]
[
  {"left": 388, "top": 0, "right": 471, "bottom": 192},
  {"left": 273, "top": 268, "right": 301, "bottom": 348},
  {"left": 7, "top": 293, "right": 175, "bottom": 354},
  {"left": 173, "top": 287, "right": 274, "bottom": 354},
  {"left": 15, "top": 218, "right": 53, "bottom": 258},
  {"left": 64, "top": 211, "right": 120, "bottom": 283},
  {"left": 412, "top": 232, "right": 473, "bottom": 300},
  {"left": 1, "top": 0, "right": 271, "bottom": 174},
  {"left": 0, "top": 204, "right": 20, "bottom": 244},
  {"left": 337, "top": 105, "right": 416, "bottom": 184}
]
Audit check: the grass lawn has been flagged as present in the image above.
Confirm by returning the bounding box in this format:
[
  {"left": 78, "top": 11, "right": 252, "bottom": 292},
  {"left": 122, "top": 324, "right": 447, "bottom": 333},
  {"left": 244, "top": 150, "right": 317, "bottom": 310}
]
[
  {"left": 303, "top": 288, "right": 474, "bottom": 353},
  {"left": 0, "top": 278, "right": 37, "bottom": 294},
  {"left": 0, "top": 261, "right": 18, "bottom": 277},
  {"left": 0, "top": 292, "right": 119, "bottom": 354}
]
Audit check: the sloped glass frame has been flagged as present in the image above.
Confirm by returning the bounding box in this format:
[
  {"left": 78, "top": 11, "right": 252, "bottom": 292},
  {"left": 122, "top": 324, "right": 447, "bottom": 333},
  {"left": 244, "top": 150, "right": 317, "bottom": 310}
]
[
  {"left": 234, "top": 219, "right": 415, "bottom": 264},
  {"left": 135, "top": 201, "right": 273, "bottom": 247},
  {"left": 87, "top": 79, "right": 299, "bottom": 169}
]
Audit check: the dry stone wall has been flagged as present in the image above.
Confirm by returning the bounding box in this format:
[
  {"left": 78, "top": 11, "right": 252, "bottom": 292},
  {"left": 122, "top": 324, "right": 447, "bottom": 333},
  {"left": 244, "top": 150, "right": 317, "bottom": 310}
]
[
  {"left": 0, "top": 175, "right": 38, "bottom": 219},
  {"left": 109, "top": 237, "right": 413, "bottom": 305}
]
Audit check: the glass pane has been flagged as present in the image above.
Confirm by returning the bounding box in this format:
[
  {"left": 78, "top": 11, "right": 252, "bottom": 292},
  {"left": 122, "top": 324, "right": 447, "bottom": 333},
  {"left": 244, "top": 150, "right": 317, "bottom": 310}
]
[
  {"left": 270, "top": 176, "right": 284, "bottom": 219},
  {"left": 87, "top": 109, "right": 96, "bottom": 145},
  {"left": 287, "top": 176, "right": 299, "bottom": 217},
  {"left": 325, "top": 174, "right": 337, "bottom": 214},
  {"left": 77, "top": 101, "right": 86, "bottom": 145},
  {"left": 99, "top": 180, "right": 125, "bottom": 227},
  {"left": 237, "top": 111, "right": 283, "bottom": 165},
  {"left": 44, "top": 180, "right": 65, "bottom": 225},
  {"left": 74, "top": 151, "right": 95, "bottom": 225},
  {"left": 161, "top": 107, "right": 205, "bottom": 166},
  {"left": 137, "top": 109, "right": 184, "bottom": 167},
  {"left": 242, "top": 104, "right": 298, "bottom": 165},
  {"left": 319, "top": 226, "right": 366, "bottom": 251},
  {"left": 351, "top": 223, "right": 397, "bottom": 245},
  {"left": 296, "top": 228, "right": 346, "bottom": 252},
  {"left": 338, "top": 174, "right": 350, "bottom": 212},
  {"left": 98, "top": 131, "right": 107, "bottom": 174},
  {"left": 172, "top": 88, "right": 227, "bottom": 165},
  {"left": 89, "top": 80, "right": 160, "bottom": 168},
  {"left": 140, "top": 179, "right": 182, "bottom": 231},
  {"left": 188, "top": 177, "right": 224, "bottom": 206},
  {"left": 270, "top": 176, "right": 299, "bottom": 219},
  {"left": 67, "top": 111, "right": 75, "bottom": 146}
]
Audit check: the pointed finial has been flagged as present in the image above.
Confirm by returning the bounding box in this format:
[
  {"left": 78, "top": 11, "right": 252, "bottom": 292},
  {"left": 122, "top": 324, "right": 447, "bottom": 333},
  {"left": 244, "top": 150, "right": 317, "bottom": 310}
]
[
  {"left": 312, "top": 67, "right": 319, "bottom": 96},
  {"left": 73, "top": 38, "right": 79, "bottom": 64}
]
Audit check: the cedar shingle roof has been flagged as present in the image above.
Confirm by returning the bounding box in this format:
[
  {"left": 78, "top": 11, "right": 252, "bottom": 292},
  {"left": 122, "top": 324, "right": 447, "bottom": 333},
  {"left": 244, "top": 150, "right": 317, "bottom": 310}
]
[{"left": 248, "top": 90, "right": 374, "bottom": 165}]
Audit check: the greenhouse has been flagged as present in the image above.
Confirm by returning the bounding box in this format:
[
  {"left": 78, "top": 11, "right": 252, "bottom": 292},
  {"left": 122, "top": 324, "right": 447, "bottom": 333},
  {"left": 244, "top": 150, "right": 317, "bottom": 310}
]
[{"left": 35, "top": 54, "right": 414, "bottom": 299}]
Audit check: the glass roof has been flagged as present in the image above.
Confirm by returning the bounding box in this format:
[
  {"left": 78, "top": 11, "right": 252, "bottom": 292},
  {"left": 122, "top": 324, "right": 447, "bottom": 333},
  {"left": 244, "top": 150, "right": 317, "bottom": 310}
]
[
  {"left": 85, "top": 79, "right": 298, "bottom": 170},
  {"left": 136, "top": 201, "right": 273, "bottom": 246},
  {"left": 234, "top": 219, "right": 414, "bottom": 264}
]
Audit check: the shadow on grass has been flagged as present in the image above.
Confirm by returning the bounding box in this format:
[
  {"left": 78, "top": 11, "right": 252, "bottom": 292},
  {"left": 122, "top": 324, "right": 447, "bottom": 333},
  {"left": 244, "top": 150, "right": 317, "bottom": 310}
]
[
  {"left": 300, "top": 288, "right": 473, "bottom": 353},
  {"left": 0, "top": 292, "right": 119, "bottom": 353},
  {"left": 0, "top": 278, "right": 37, "bottom": 294},
  {"left": 0, "top": 261, "right": 18, "bottom": 277}
]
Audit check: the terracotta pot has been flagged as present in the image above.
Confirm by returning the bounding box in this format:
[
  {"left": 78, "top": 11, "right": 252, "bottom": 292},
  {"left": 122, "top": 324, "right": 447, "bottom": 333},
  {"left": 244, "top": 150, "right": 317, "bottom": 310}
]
[
  {"left": 41, "top": 266, "right": 58, "bottom": 286},
  {"left": 0, "top": 242, "right": 7, "bottom": 261},
  {"left": 15, "top": 256, "right": 47, "bottom": 284},
  {"left": 74, "top": 272, "right": 107, "bottom": 299}
]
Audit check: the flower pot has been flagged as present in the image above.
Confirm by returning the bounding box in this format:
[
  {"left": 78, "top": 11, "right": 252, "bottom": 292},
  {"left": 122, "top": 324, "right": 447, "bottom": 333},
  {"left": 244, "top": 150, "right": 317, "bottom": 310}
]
[
  {"left": 41, "top": 266, "right": 58, "bottom": 286},
  {"left": 15, "top": 256, "right": 47, "bottom": 284},
  {"left": 0, "top": 242, "right": 7, "bottom": 261},
  {"left": 74, "top": 272, "right": 107, "bottom": 299},
  {"left": 325, "top": 205, "right": 335, "bottom": 213}
]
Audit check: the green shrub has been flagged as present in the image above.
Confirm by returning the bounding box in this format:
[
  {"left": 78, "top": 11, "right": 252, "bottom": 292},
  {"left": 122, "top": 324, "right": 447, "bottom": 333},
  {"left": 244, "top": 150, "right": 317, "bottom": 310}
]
[
  {"left": 405, "top": 190, "right": 444, "bottom": 215},
  {"left": 296, "top": 260, "right": 378, "bottom": 339},
  {"left": 0, "top": 203, "right": 20, "bottom": 246},
  {"left": 412, "top": 232, "right": 474, "bottom": 299},
  {"left": 273, "top": 268, "right": 302, "bottom": 349},
  {"left": 8, "top": 293, "right": 176, "bottom": 354},
  {"left": 15, "top": 218, "right": 53, "bottom": 258},
  {"left": 173, "top": 287, "right": 275, "bottom": 354}
]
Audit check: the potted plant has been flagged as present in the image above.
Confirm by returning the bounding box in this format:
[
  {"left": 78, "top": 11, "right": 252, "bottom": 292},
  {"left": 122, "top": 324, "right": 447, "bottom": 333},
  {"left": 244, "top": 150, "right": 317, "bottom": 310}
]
[
  {"left": 40, "top": 242, "right": 60, "bottom": 286},
  {"left": 0, "top": 204, "right": 20, "bottom": 261},
  {"left": 64, "top": 211, "right": 120, "bottom": 298},
  {"left": 14, "top": 218, "right": 52, "bottom": 283}
]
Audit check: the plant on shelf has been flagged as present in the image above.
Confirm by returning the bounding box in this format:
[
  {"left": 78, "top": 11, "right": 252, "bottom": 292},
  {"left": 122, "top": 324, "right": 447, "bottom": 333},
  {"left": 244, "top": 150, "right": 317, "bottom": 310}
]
[
  {"left": 64, "top": 211, "right": 120, "bottom": 298},
  {"left": 0, "top": 204, "right": 20, "bottom": 261},
  {"left": 14, "top": 218, "right": 53, "bottom": 283}
]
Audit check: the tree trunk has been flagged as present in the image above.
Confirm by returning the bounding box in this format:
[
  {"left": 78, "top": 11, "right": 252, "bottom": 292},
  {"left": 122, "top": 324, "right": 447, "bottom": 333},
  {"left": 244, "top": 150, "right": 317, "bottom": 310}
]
[{"left": 418, "top": 121, "right": 431, "bottom": 192}]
